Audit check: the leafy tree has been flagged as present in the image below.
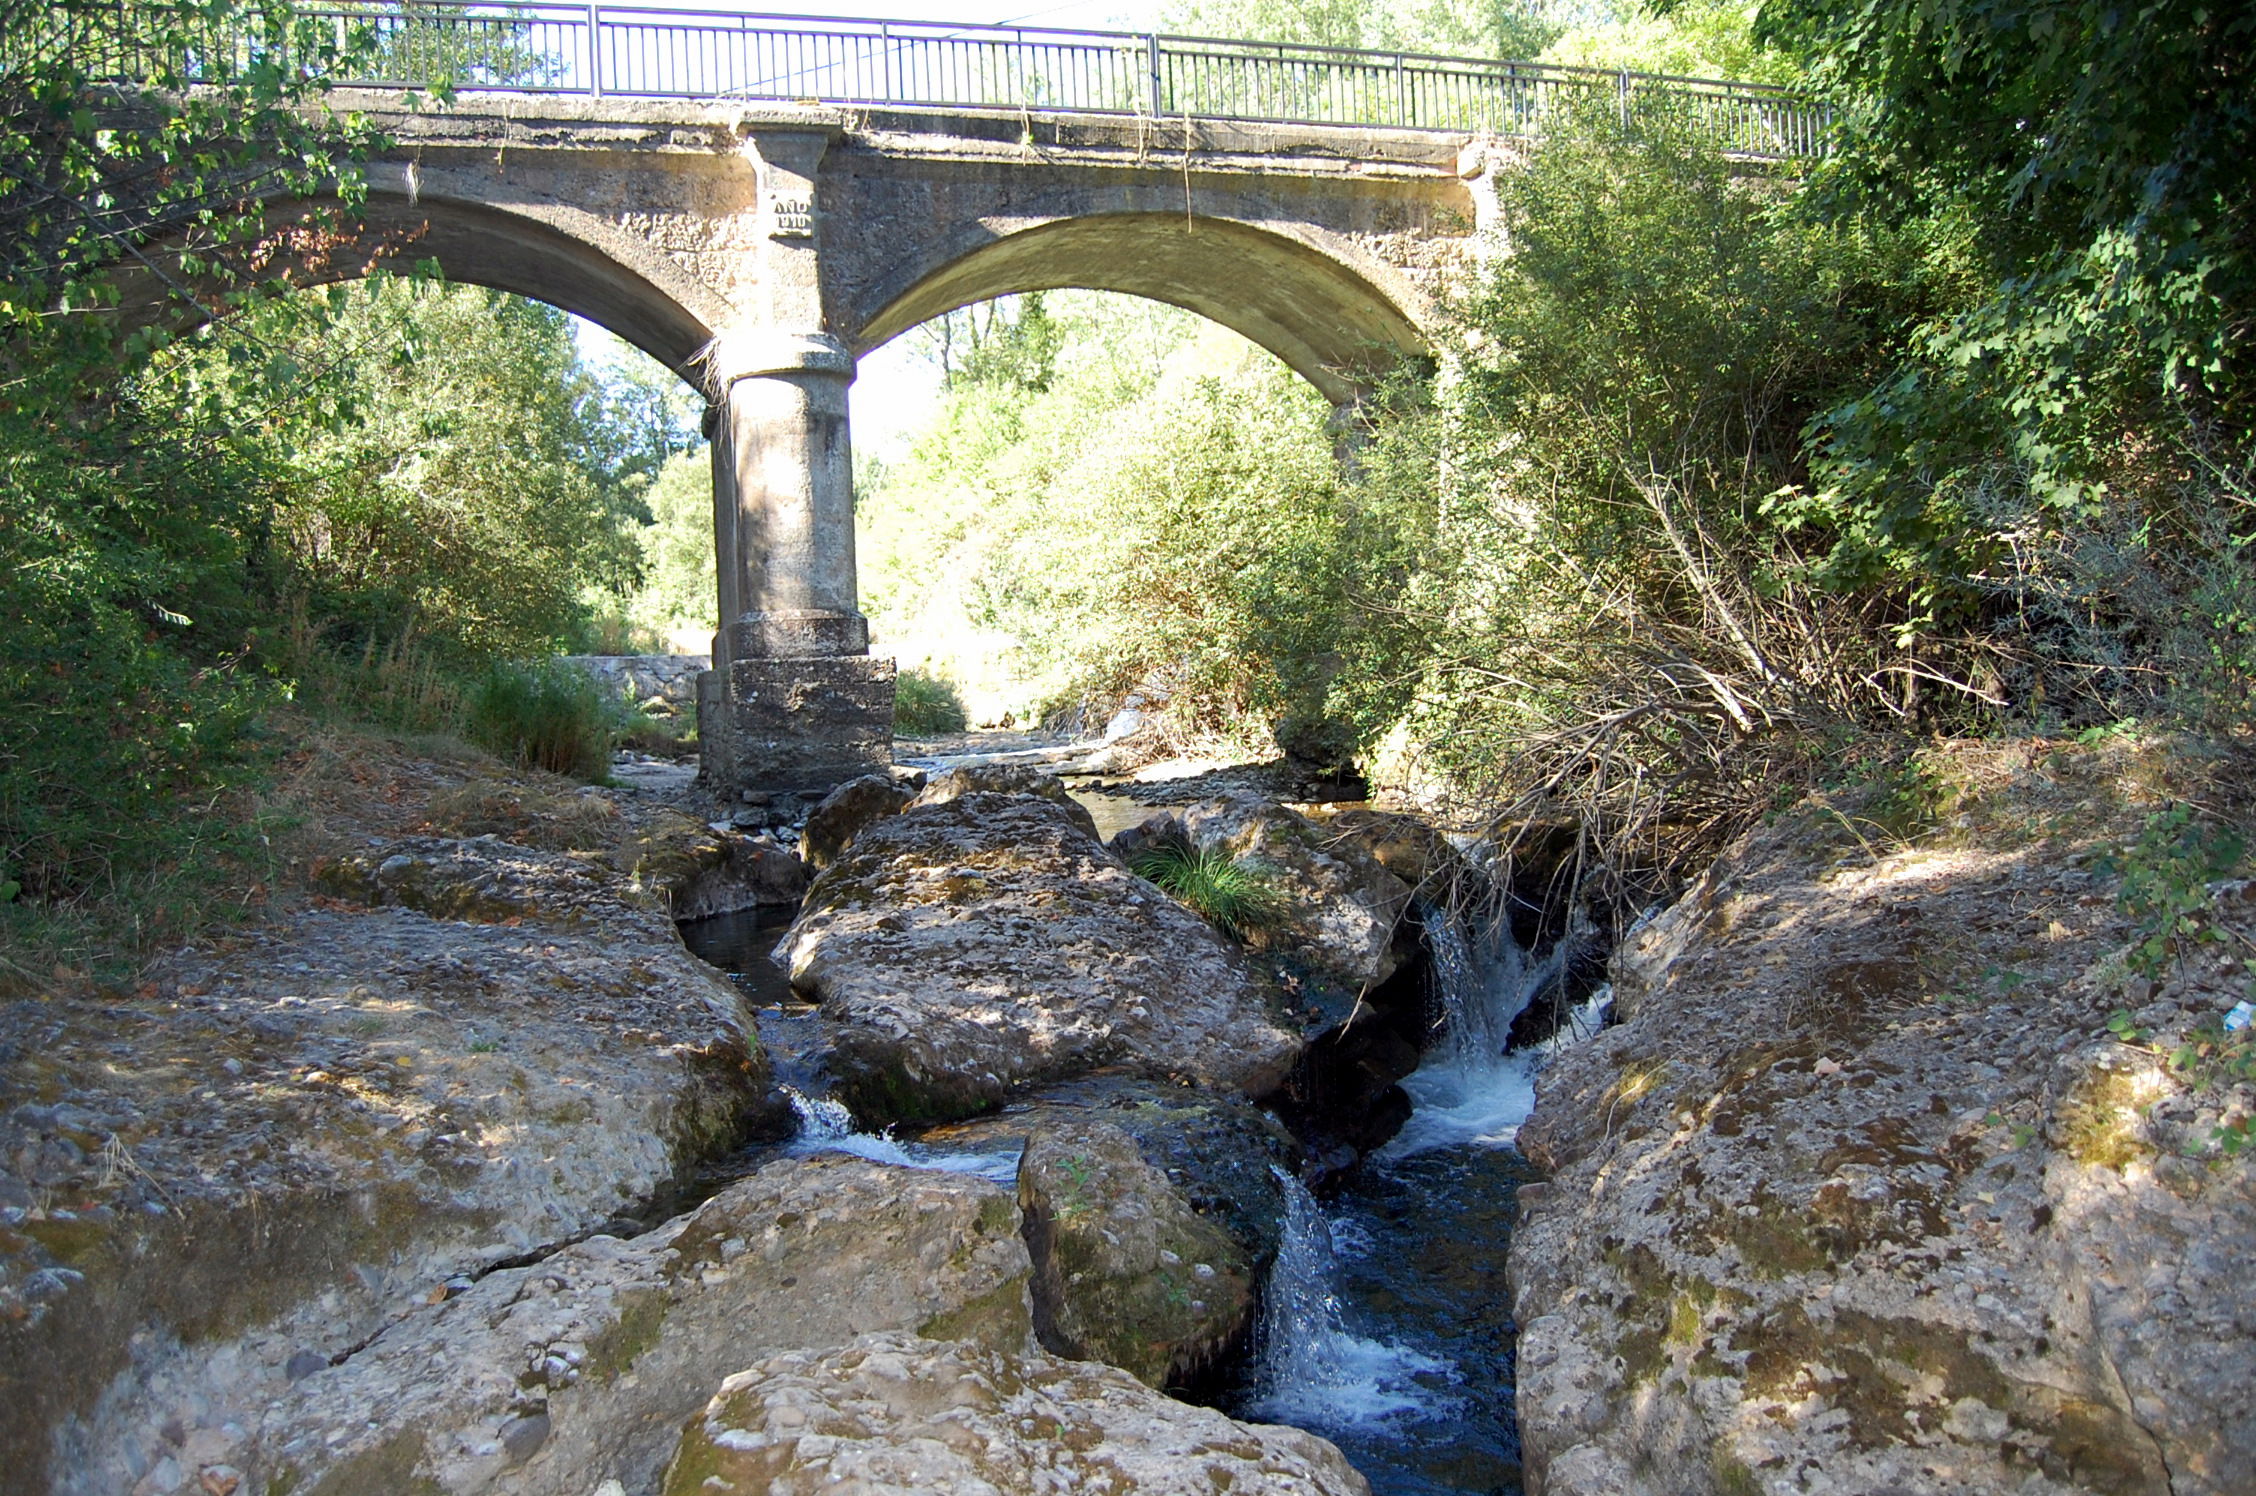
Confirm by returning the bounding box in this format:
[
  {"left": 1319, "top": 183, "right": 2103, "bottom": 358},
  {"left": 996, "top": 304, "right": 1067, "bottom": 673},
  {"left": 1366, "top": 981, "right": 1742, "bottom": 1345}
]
[
  {"left": 1758, "top": 0, "right": 2256, "bottom": 600},
  {"left": 1, "top": 0, "right": 385, "bottom": 923}
]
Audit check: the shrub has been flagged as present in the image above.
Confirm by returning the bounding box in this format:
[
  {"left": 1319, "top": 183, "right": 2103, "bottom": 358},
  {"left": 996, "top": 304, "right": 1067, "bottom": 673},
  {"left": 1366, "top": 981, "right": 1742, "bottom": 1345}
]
[
  {"left": 466, "top": 660, "right": 614, "bottom": 780},
  {"left": 895, "top": 667, "right": 970, "bottom": 735},
  {"left": 1129, "top": 841, "right": 1286, "bottom": 939}
]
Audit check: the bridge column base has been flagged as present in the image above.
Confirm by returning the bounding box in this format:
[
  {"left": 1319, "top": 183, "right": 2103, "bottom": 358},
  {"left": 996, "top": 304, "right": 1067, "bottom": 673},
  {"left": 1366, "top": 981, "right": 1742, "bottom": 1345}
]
[{"left": 703, "top": 653, "right": 896, "bottom": 799}]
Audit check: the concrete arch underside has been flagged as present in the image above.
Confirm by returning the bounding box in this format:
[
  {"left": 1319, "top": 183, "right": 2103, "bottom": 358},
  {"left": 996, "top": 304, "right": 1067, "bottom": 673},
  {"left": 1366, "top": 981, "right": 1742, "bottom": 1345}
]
[
  {"left": 851, "top": 214, "right": 1432, "bottom": 405},
  {"left": 271, "top": 188, "right": 718, "bottom": 381}
]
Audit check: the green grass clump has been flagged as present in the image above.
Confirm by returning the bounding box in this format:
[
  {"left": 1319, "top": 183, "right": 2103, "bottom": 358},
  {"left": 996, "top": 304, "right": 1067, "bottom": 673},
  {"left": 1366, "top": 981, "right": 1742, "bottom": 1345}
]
[
  {"left": 1129, "top": 842, "right": 1286, "bottom": 939},
  {"left": 466, "top": 659, "right": 613, "bottom": 781},
  {"left": 895, "top": 667, "right": 970, "bottom": 735}
]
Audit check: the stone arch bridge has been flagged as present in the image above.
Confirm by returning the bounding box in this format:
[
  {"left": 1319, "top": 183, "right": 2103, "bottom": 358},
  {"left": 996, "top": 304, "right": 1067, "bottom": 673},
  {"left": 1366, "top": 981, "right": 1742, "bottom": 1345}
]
[
  {"left": 312, "top": 94, "right": 1479, "bottom": 793},
  {"left": 223, "top": 13, "right": 1814, "bottom": 795}
]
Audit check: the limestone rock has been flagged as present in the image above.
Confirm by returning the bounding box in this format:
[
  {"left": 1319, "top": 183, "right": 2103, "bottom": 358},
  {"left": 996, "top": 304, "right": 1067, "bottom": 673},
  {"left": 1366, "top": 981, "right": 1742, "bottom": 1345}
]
[
  {"left": 1018, "top": 1117, "right": 1257, "bottom": 1387},
  {"left": 318, "top": 834, "right": 615, "bottom": 924},
  {"left": 1180, "top": 795, "right": 1414, "bottom": 998},
  {"left": 800, "top": 773, "right": 917, "bottom": 871},
  {"left": 907, "top": 762, "right": 1101, "bottom": 840},
  {"left": 2, "top": 856, "right": 771, "bottom": 1493},
  {"left": 661, "top": 1331, "right": 1371, "bottom": 1496},
  {"left": 779, "top": 794, "right": 1298, "bottom": 1124},
  {"left": 1507, "top": 738, "right": 2256, "bottom": 1496},
  {"left": 613, "top": 807, "right": 807, "bottom": 917},
  {"left": 928, "top": 1072, "right": 1298, "bottom": 1263},
  {"left": 71, "top": 1158, "right": 1031, "bottom": 1496},
  {"left": 1303, "top": 807, "right": 1473, "bottom": 901}
]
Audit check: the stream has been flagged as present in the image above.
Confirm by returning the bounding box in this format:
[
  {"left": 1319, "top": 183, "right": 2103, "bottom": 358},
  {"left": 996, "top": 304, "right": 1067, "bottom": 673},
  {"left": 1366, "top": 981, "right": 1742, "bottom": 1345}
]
[
  {"left": 677, "top": 790, "right": 1606, "bottom": 1496},
  {"left": 1224, "top": 918, "right": 1608, "bottom": 1496}
]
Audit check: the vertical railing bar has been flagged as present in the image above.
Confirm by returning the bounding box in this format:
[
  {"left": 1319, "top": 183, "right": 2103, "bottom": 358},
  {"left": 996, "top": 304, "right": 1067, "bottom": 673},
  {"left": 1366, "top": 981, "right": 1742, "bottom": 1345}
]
[{"left": 585, "top": 1, "right": 601, "bottom": 95}]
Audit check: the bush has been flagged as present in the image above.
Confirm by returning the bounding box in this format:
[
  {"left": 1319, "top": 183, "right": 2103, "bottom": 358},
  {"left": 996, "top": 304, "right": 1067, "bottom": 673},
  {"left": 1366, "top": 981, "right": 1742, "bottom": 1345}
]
[
  {"left": 1129, "top": 841, "right": 1285, "bottom": 939},
  {"left": 894, "top": 667, "right": 970, "bottom": 735},
  {"left": 466, "top": 660, "right": 614, "bottom": 780}
]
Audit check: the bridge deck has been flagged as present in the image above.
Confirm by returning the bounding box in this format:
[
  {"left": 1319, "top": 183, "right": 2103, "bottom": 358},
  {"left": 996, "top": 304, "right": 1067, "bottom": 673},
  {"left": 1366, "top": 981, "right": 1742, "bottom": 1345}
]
[{"left": 133, "top": 4, "right": 1830, "bottom": 158}]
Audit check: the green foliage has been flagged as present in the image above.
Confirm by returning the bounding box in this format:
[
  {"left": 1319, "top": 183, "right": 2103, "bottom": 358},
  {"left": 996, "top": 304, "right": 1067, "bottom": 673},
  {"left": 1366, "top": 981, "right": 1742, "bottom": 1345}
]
[
  {"left": 855, "top": 291, "right": 1350, "bottom": 740},
  {"left": 1307, "top": 107, "right": 1935, "bottom": 835},
  {"left": 1129, "top": 841, "right": 1287, "bottom": 939},
  {"left": 893, "top": 668, "right": 970, "bottom": 736},
  {"left": 1761, "top": 0, "right": 2256, "bottom": 607},
  {"left": 2096, "top": 806, "right": 2248, "bottom": 977},
  {"left": 466, "top": 659, "right": 614, "bottom": 782},
  {"left": 1166, "top": 0, "right": 1568, "bottom": 60},
  {"left": 607, "top": 447, "right": 718, "bottom": 649}
]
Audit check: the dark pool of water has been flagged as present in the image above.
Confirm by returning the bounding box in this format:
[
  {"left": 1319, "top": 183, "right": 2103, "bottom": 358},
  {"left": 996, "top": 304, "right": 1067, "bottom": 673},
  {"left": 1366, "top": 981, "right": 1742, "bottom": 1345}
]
[{"left": 676, "top": 903, "right": 799, "bottom": 1010}]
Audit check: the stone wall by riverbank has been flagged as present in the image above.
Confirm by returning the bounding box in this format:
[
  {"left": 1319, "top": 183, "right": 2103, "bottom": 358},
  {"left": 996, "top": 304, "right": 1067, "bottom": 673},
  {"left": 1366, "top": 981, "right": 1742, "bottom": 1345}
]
[{"left": 561, "top": 654, "right": 709, "bottom": 720}]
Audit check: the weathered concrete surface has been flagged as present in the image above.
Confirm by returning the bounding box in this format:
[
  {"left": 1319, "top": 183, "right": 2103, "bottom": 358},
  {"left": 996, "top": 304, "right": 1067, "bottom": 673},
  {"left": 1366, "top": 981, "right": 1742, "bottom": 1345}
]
[
  {"left": 70, "top": 1158, "right": 1030, "bottom": 1496},
  {"left": 662, "top": 1330, "right": 1372, "bottom": 1496},
  {"left": 1507, "top": 738, "right": 2256, "bottom": 1496},
  {"left": 777, "top": 790, "right": 1299, "bottom": 1124}
]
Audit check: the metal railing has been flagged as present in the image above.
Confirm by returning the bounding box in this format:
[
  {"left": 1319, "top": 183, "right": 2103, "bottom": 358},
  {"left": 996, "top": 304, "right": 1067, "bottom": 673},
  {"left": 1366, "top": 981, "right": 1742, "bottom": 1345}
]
[{"left": 157, "top": 4, "right": 1831, "bottom": 158}]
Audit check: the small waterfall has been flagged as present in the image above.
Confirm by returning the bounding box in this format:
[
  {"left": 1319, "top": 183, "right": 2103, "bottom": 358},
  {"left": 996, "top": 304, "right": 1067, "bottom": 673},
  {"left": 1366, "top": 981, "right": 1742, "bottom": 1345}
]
[
  {"left": 1384, "top": 912, "right": 1607, "bottom": 1160},
  {"left": 1246, "top": 1169, "right": 1450, "bottom": 1427},
  {"left": 780, "top": 1086, "right": 1023, "bottom": 1185},
  {"left": 786, "top": 1087, "right": 859, "bottom": 1140}
]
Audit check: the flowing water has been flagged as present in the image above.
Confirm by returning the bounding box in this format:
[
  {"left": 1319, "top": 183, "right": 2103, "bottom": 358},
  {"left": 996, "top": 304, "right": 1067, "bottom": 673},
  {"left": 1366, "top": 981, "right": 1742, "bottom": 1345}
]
[
  {"left": 779, "top": 1086, "right": 1023, "bottom": 1186},
  {"left": 1231, "top": 915, "right": 1609, "bottom": 1496},
  {"left": 679, "top": 886, "right": 1609, "bottom": 1494}
]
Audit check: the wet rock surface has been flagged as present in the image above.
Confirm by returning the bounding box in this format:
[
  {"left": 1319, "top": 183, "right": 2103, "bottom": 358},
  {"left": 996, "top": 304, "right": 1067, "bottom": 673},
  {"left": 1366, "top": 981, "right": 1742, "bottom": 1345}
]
[
  {"left": 1018, "top": 1117, "right": 1259, "bottom": 1389},
  {"left": 662, "top": 1330, "right": 1373, "bottom": 1496},
  {"left": 1508, "top": 739, "right": 2256, "bottom": 1496},
  {"left": 70, "top": 1157, "right": 1030, "bottom": 1496},
  {"left": 778, "top": 790, "right": 1299, "bottom": 1124}
]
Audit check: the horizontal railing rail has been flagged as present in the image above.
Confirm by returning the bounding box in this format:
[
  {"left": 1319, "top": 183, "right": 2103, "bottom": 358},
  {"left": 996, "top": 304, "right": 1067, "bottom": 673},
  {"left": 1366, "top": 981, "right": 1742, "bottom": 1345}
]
[{"left": 111, "top": 3, "right": 1829, "bottom": 158}]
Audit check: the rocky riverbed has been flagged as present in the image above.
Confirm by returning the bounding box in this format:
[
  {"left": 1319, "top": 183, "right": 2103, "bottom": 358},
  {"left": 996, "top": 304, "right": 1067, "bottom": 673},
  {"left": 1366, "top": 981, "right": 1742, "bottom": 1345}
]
[{"left": 4, "top": 728, "right": 2250, "bottom": 1496}]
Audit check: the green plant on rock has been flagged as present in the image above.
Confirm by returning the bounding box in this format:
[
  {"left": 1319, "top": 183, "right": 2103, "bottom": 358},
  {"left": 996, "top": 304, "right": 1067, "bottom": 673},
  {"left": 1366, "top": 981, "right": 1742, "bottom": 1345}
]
[
  {"left": 894, "top": 667, "right": 970, "bottom": 736},
  {"left": 1129, "top": 842, "right": 1286, "bottom": 940}
]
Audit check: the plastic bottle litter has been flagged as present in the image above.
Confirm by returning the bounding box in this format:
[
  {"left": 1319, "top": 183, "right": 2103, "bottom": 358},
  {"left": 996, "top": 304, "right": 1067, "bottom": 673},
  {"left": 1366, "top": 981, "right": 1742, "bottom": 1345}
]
[{"left": 2224, "top": 1000, "right": 2254, "bottom": 1033}]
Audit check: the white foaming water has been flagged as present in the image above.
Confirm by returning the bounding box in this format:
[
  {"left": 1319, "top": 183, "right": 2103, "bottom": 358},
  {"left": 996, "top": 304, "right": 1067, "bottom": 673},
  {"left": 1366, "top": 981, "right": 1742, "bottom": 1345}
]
[
  {"left": 1379, "top": 914, "right": 1609, "bottom": 1160},
  {"left": 1246, "top": 1170, "right": 1455, "bottom": 1428},
  {"left": 782, "top": 1088, "right": 1022, "bottom": 1186}
]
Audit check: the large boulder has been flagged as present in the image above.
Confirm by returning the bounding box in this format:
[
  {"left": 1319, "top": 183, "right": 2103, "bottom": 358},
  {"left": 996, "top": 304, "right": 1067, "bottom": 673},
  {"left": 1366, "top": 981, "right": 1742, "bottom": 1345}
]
[
  {"left": 1018, "top": 1117, "right": 1257, "bottom": 1388},
  {"left": 1179, "top": 795, "right": 1415, "bottom": 1001},
  {"left": 46, "top": 1158, "right": 1030, "bottom": 1496},
  {"left": 908, "top": 762, "right": 1101, "bottom": 840},
  {"left": 662, "top": 1331, "right": 1372, "bottom": 1496},
  {"left": 918, "top": 1072, "right": 1297, "bottom": 1388},
  {"left": 777, "top": 794, "right": 1298, "bottom": 1125},
  {"left": 800, "top": 773, "right": 918, "bottom": 872},
  {"left": 1508, "top": 739, "right": 2256, "bottom": 1496},
  {"left": 4, "top": 833, "right": 777, "bottom": 1495}
]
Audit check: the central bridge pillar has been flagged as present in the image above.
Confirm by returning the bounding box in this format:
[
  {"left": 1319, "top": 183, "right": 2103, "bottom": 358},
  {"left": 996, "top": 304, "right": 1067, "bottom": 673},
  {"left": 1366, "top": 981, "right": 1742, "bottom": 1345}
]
[
  {"left": 700, "top": 330, "right": 895, "bottom": 798},
  {"left": 697, "top": 125, "right": 894, "bottom": 799}
]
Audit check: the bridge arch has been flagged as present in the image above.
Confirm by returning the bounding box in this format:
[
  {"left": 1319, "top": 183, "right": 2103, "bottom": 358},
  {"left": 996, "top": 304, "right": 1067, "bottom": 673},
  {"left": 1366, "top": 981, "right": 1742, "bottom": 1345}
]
[
  {"left": 845, "top": 213, "right": 1433, "bottom": 407},
  {"left": 265, "top": 169, "right": 725, "bottom": 382}
]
